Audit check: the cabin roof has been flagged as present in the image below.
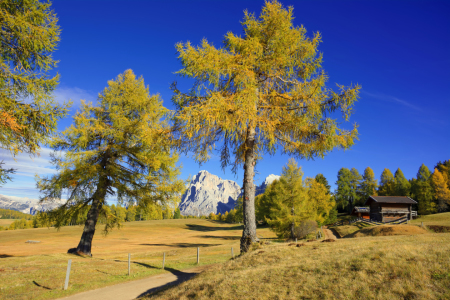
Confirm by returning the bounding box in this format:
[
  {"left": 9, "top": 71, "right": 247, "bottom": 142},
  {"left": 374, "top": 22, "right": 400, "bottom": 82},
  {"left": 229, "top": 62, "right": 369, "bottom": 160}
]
[
  {"left": 365, "top": 196, "right": 417, "bottom": 205},
  {"left": 352, "top": 206, "right": 370, "bottom": 213}
]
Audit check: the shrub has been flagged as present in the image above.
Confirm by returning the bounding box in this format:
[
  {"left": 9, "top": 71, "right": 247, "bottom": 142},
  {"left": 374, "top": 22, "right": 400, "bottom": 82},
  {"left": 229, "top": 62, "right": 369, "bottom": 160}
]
[{"left": 293, "top": 220, "right": 317, "bottom": 239}]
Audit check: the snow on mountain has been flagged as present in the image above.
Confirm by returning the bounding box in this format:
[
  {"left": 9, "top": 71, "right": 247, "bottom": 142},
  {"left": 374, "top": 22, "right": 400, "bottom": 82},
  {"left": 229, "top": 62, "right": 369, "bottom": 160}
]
[{"left": 0, "top": 194, "right": 62, "bottom": 215}]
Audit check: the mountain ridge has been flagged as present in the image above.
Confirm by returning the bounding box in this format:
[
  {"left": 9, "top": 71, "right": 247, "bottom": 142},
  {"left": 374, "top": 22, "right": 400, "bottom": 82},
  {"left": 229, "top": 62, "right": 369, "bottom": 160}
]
[{"left": 179, "top": 170, "right": 280, "bottom": 216}]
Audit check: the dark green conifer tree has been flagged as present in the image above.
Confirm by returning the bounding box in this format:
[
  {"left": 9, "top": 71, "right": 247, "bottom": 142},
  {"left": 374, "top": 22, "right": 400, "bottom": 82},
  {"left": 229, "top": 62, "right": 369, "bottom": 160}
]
[
  {"left": 394, "top": 168, "right": 410, "bottom": 196},
  {"left": 411, "top": 164, "right": 435, "bottom": 215}
]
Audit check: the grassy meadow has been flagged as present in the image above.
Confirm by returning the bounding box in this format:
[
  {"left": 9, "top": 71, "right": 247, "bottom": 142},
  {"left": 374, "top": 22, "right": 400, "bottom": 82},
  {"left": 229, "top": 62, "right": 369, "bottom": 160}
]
[
  {"left": 0, "top": 219, "right": 15, "bottom": 226},
  {"left": 0, "top": 219, "right": 276, "bottom": 300},
  {"left": 144, "top": 214, "right": 450, "bottom": 300}
]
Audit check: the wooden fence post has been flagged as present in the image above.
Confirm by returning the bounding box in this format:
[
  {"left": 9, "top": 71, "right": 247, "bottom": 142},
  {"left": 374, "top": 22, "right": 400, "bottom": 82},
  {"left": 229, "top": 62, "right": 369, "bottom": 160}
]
[
  {"left": 64, "top": 259, "right": 72, "bottom": 290},
  {"left": 197, "top": 247, "right": 199, "bottom": 264},
  {"left": 128, "top": 253, "right": 131, "bottom": 276},
  {"left": 231, "top": 247, "right": 234, "bottom": 258},
  {"left": 162, "top": 252, "right": 165, "bottom": 269},
  {"left": 421, "top": 222, "right": 423, "bottom": 228}
]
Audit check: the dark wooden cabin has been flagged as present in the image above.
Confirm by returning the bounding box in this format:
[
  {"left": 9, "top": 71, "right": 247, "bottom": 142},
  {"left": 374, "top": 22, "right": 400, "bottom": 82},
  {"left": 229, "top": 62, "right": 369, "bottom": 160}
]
[
  {"left": 351, "top": 207, "right": 370, "bottom": 219},
  {"left": 365, "top": 196, "right": 417, "bottom": 222}
]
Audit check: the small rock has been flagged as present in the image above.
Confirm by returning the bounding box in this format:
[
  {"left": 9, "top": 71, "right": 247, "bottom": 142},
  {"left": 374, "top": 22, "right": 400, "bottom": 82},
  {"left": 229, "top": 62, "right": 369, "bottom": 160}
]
[
  {"left": 322, "top": 239, "right": 336, "bottom": 243},
  {"left": 25, "top": 240, "right": 40, "bottom": 243}
]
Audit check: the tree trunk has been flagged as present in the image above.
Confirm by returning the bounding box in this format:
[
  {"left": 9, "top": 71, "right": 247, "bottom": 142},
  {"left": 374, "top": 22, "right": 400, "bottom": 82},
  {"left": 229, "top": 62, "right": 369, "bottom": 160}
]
[
  {"left": 70, "top": 178, "right": 107, "bottom": 256},
  {"left": 240, "top": 125, "right": 259, "bottom": 253},
  {"left": 290, "top": 207, "right": 295, "bottom": 240}
]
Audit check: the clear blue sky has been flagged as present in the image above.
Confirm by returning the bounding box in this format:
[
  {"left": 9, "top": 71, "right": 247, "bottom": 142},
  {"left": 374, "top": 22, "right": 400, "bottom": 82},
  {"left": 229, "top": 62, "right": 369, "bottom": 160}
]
[{"left": 1, "top": 0, "right": 449, "bottom": 200}]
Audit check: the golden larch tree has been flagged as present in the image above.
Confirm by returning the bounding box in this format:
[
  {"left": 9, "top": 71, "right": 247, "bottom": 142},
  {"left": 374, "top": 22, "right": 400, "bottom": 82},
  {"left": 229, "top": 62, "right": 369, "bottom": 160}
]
[{"left": 171, "top": 1, "right": 360, "bottom": 252}]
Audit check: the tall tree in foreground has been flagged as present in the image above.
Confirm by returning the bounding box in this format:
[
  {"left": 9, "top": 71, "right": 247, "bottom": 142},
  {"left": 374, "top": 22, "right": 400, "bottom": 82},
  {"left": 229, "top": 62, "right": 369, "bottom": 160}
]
[
  {"left": 171, "top": 0, "right": 360, "bottom": 252},
  {"left": 37, "top": 70, "right": 184, "bottom": 256},
  {"left": 359, "top": 167, "right": 378, "bottom": 201},
  {"left": 378, "top": 168, "right": 395, "bottom": 196},
  {"left": 0, "top": 0, "right": 70, "bottom": 183}
]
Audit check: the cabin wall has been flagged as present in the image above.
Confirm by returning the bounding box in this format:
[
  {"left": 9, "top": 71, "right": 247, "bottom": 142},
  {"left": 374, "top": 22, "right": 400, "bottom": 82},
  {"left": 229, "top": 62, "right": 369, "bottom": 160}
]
[{"left": 368, "top": 202, "right": 412, "bottom": 222}]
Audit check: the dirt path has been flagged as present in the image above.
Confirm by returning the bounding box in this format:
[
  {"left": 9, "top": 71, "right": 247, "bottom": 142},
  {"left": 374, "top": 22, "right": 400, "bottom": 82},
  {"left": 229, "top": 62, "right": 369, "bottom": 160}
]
[
  {"left": 58, "top": 265, "right": 209, "bottom": 300},
  {"left": 323, "top": 226, "right": 340, "bottom": 240}
]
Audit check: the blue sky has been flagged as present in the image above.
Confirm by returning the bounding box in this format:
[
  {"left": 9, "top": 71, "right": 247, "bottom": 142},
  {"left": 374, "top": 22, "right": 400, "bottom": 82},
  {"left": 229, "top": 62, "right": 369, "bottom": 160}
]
[{"left": 1, "top": 0, "right": 449, "bottom": 201}]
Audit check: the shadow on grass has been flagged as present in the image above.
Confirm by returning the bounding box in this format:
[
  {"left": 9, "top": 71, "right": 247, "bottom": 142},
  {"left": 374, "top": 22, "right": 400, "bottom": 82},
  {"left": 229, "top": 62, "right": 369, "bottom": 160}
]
[
  {"left": 32, "top": 281, "right": 52, "bottom": 290},
  {"left": 185, "top": 223, "right": 242, "bottom": 232},
  {"left": 0, "top": 254, "right": 14, "bottom": 258},
  {"left": 328, "top": 228, "right": 342, "bottom": 239},
  {"left": 136, "top": 263, "right": 202, "bottom": 298},
  {"left": 139, "top": 243, "right": 221, "bottom": 248},
  {"left": 196, "top": 235, "right": 240, "bottom": 240}
]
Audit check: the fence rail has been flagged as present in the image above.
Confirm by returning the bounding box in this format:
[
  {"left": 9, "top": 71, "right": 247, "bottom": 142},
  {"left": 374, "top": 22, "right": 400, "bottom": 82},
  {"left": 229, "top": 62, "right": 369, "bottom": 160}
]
[{"left": 348, "top": 216, "right": 408, "bottom": 225}]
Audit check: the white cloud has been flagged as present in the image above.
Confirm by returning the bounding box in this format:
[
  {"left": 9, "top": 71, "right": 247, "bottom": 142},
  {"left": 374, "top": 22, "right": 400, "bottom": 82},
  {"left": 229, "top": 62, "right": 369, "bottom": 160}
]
[
  {"left": 53, "top": 86, "right": 97, "bottom": 109},
  {"left": 362, "top": 91, "right": 421, "bottom": 111},
  {"left": 0, "top": 147, "right": 62, "bottom": 179}
]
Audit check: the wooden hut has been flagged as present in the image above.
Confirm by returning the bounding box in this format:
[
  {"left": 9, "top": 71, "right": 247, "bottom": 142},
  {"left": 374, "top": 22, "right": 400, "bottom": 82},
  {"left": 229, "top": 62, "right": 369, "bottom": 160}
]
[
  {"left": 365, "top": 196, "right": 417, "bottom": 222},
  {"left": 351, "top": 207, "right": 370, "bottom": 219}
]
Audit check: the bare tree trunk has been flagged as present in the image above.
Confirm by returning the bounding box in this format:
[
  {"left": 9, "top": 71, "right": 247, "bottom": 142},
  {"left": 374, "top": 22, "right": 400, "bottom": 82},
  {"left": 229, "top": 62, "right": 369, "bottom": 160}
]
[
  {"left": 69, "top": 178, "right": 107, "bottom": 256},
  {"left": 240, "top": 125, "right": 259, "bottom": 253}
]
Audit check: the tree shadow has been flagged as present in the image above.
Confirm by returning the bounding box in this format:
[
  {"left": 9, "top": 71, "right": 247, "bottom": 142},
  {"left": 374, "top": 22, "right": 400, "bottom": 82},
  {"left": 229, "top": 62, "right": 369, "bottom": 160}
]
[
  {"left": 32, "top": 281, "right": 52, "bottom": 290},
  {"left": 196, "top": 235, "right": 240, "bottom": 240},
  {"left": 136, "top": 264, "right": 202, "bottom": 298},
  {"left": 139, "top": 243, "right": 220, "bottom": 248},
  {"left": 0, "top": 254, "right": 13, "bottom": 258},
  {"left": 185, "top": 223, "right": 242, "bottom": 232}
]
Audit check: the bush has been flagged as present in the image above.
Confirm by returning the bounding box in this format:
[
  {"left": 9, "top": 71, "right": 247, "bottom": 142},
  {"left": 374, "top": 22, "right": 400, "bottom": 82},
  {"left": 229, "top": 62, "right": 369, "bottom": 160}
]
[{"left": 293, "top": 220, "right": 317, "bottom": 239}]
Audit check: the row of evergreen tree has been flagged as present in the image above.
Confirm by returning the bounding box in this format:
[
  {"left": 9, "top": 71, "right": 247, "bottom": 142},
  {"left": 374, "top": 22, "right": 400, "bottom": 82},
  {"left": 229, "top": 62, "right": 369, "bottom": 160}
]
[{"left": 334, "top": 160, "right": 450, "bottom": 215}]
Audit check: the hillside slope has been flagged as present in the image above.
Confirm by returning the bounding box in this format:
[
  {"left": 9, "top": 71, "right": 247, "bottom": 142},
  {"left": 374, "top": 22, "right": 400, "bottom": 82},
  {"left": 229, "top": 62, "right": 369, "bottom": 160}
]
[{"left": 144, "top": 233, "right": 450, "bottom": 300}]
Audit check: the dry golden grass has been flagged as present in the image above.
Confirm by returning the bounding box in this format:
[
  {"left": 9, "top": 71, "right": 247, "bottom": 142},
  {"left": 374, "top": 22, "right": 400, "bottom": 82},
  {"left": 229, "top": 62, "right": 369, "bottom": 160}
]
[
  {"left": 411, "top": 212, "right": 450, "bottom": 226},
  {"left": 331, "top": 222, "right": 373, "bottom": 238},
  {"left": 0, "top": 219, "right": 276, "bottom": 300},
  {"left": 0, "top": 219, "right": 15, "bottom": 226},
  {"left": 145, "top": 233, "right": 450, "bottom": 300},
  {"left": 347, "top": 225, "right": 428, "bottom": 238}
]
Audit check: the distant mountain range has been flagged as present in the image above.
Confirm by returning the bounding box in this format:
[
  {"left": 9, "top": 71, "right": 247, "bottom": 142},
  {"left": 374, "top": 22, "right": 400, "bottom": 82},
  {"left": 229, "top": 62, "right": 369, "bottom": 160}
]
[
  {"left": 179, "top": 170, "right": 280, "bottom": 216},
  {"left": 1, "top": 171, "right": 280, "bottom": 217},
  {"left": 0, "top": 194, "right": 61, "bottom": 215}
]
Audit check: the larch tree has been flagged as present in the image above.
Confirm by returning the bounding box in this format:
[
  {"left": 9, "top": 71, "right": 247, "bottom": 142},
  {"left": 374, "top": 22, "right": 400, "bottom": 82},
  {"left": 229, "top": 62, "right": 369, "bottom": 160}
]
[
  {"left": 411, "top": 164, "right": 435, "bottom": 215},
  {"left": 359, "top": 167, "right": 378, "bottom": 201},
  {"left": 315, "top": 173, "right": 331, "bottom": 194},
  {"left": 37, "top": 70, "right": 184, "bottom": 256},
  {"left": 431, "top": 168, "right": 450, "bottom": 212},
  {"left": 335, "top": 167, "right": 357, "bottom": 212},
  {"left": 0, "top": 0, "right": 70, "bottom": 183},
  {"left": 171, "top": 0, "right": 360, "bottom": 252},
  {"left": 350, "top": 168, "right": 363, "bottom": 205},
  {"left": 394, "top": 168, "right": 410, "bottom": 196},
  {"left": 378, "top": 168, "right": 395, "bottom": 196},
  {"left": 435, "top": 160, "right": 450, "bottom": 188},
  {"left": 265, "top": 159, "right": 333, "bottom": 240},
  {"left": 315, "top": 173, "right": 337, "bottom": 224}
]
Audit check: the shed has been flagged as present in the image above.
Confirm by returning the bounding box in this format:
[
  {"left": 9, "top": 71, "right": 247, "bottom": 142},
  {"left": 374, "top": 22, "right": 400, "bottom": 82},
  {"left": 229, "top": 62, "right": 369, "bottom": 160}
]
[
  {"left": 365, "top": 196, "right": 417, "bottom": 222},
  {"left": 351, "top": 207, "right": 370, "bottom": 219}
]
